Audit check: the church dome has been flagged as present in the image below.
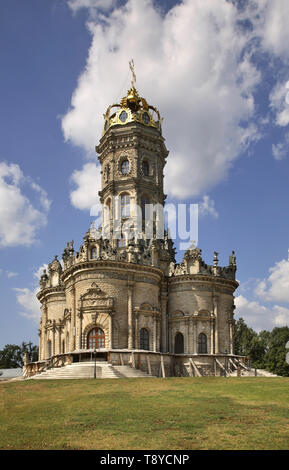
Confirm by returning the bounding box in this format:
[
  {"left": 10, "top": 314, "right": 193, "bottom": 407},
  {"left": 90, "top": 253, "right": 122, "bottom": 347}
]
[{"left": 102, "top": 61, "right": 162, "bottom": 135}]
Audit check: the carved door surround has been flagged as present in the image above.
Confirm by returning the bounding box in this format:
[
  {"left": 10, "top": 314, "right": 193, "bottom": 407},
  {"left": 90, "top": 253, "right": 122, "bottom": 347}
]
[{"left": 77, "top": 282, "right": 115, "bottom": 349}]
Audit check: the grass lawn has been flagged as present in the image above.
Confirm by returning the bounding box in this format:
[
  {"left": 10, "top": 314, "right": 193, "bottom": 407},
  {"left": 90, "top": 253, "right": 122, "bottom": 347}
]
[{"left": 0, "top": 377, "right": 289, "bottom": 450}]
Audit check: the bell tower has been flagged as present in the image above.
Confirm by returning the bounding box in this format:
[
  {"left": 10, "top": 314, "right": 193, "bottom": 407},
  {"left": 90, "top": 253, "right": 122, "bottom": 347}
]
[{"left": 95, "top": 61, "right": 169, "bottom": 245}]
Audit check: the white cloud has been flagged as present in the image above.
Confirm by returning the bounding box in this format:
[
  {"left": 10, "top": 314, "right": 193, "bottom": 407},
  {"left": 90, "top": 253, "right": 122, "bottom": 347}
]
[
  {"left": 62, "top": 0, "right": 267, "bottom": 201},
  {"left": 256, "top": 0, "right": 289, "bottom": 60},
  {"left": 0, "top": 162, "right": 51, "bottom": 247},
  {"left": 255, "top": 255, "right": 289, "bottom": 303},
  {"left": 14, "top": 287, "right": 41, "bottom": 323},
  {"left": 272, "top": 138, "right": 289, "bottom": 161},
  {"left": 0, "top": 268, "right": 18, "bottom": 278},
  {"left": 6, "top": 271, "right": 19, "bottom": 279},
  {"left": 14, "top": 264, "right": 48, "bottom": 323},
  {"left": 198, "top": 195, "right": 218, "bottom": 219},
  {"left": 67, "top": 0, "right": 116, "bottom": 14},
  {"left": 235, "top": 294, "right": 289, "bottom": 331},
  {"left": 269, "top": 81, "right": 289, "bottom": 128},
  {"left": 70, "top": 162, "right": 101, "bottom": 210},
  {"left": 273, "top": 305, "right": 289, "bottom": 326}
]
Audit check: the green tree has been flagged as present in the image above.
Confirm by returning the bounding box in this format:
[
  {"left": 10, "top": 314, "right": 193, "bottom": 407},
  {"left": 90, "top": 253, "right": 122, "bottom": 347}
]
[
  {"left": 0, "top": 342, "right": 38, "bottom": 369},
  {"left": 234, "top": 318, "right": 257, "bottom": 356},
  {"left": 234, "top": 318, "right": 270, "bottom": 368},
  {"left": 264, "top": 327, "right": 289, "bottom": 377}
]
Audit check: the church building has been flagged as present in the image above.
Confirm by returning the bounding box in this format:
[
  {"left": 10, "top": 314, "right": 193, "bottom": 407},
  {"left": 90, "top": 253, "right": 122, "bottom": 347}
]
[{"left": 30, "top": 68, "right": 242, "bottom": 378}]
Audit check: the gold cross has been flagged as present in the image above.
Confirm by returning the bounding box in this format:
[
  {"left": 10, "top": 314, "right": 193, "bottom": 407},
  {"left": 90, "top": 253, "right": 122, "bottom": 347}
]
[{"left": 129, "top": 59, "right": 136, "bottom": 88}]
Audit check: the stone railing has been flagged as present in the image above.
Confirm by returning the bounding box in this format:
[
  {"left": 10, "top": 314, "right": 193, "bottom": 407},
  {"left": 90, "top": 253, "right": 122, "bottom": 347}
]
[{"left": 23, "top": 353, "right": 71, "bottom": 378}]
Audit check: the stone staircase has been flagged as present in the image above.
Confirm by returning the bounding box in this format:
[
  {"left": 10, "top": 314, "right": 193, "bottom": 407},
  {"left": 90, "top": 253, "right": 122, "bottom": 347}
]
[{"left": 29, "top": 361, "right": 154, "bottom": 380}]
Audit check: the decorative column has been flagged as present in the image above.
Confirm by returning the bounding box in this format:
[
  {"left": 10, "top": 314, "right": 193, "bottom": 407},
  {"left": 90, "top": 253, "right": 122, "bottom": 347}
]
[
  {"left": 188, "top": 317, "right": 193, "bottom": 354},
  {"left": 134, "top": 312, "right": 139, "bottom": 350},
  {"left": 43, "top": 302, "right": 48, "bottom": 359},
  {"left": 210, "top": 317, "right": 214, "bottom": 354},
  {"left": 160, "top": 287, "right": 168, "bottom": 353},
  {"left": 77, "top": 311, "right": 83, "bottom": 349},
  {"left": 213, "top": 295, "right": 219, "bottom": 354},
  {"left": 127, "top": 281, "right": 134, "bottom": 349},
  {"left": 44, "top": 326, "right": 48, "bottom": 359},
  {"left": 52, "top": 320, "right": 56, "bottom": 356},
  {"left": 70, "top": 287, "right": 76, "bottom": 351},
  {"left": 185, "top": 318, "right": 189, "bottom": 354},
  {"left": 109, "top": 313, "right": 113, "bottom": 349},
  {"left": 58, "top": 324, "right": 62, "bottom": 355},
  {"left": 193, "top": 318, "right": 197, "bottom": 354},
  {"left": 153, "top": 314, "right": 157, "bottom": 352}
]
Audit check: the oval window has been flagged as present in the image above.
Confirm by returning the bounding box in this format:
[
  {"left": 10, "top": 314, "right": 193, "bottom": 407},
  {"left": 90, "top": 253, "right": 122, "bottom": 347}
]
[
  {"left": 119, "top": 110, "right": 128, "bottom": 123},
  {"left": 142, "top": 112, "right": 150, "bottom": 124}
]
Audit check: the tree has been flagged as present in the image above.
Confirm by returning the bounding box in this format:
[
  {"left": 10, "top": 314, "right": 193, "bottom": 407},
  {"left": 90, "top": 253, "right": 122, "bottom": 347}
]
[
  {"left": 0, "top": 342, "right": 38, "bottom": 369},
  {"left": 234, "top": 318, "right": 259, "bottom": 360},
  {"left": 264, "top": 327, "right": 289, "bottom": 377}
]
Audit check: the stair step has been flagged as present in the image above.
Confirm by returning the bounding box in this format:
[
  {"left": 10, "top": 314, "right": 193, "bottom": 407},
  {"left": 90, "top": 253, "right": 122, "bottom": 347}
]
[{"left": 29, "top": 362, "right": 153, "bottom": 380}]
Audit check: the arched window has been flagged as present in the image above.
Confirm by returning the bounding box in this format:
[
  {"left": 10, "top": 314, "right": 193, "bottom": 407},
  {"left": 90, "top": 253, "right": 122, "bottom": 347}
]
[
  {"left": 140, "top": 328, "right": 150, "bottom": 350},
  {"left": 198, "top": 333, "right": 207, "bottom": 354},
  {"left": 91, "top": 247, "right": 97, "bottom": 259},
  {"left": 174, "top": 332, "right": 184, "bottom": 354},
  {"left": 104, "top": 164, "right": 110, "bottom": 182},
  {"left": 121, "top": 159, "right": 130, "bottom": 175},
  {"left": 141, "top": 197, "right": 150, "bottom": 220},
  {"left": 62, "top": 339, "right": 65, "bottom": 354},
  {"left": 88, "top": 328, "right": 105, "bottom": 349},
  {"left": 120, "top": 193, "right": 130, "bottom": 218},
  {"left": 142, "top": 160, "right": 149, "bottom": 176}
]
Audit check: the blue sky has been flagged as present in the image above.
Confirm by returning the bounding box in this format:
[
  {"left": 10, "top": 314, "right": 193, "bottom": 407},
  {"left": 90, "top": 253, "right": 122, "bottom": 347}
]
[{"left": 1, "top": 0, "right": 289, "bottom": 348}]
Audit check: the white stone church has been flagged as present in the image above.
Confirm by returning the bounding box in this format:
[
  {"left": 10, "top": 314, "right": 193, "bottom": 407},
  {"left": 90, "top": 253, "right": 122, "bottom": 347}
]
[{"left": 24, "top": 72, "right": 245, "bottom": 378}]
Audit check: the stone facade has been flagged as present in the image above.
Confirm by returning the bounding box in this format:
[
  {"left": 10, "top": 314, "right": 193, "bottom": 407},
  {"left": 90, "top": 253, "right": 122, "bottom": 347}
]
[{"left": 36, "top": 81, "right": 240, "bottom": 376}]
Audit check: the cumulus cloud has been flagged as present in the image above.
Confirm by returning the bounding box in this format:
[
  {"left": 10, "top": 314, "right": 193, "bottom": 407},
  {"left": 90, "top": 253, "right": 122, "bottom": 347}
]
[
  {"left": 14, "top": 287, "right": 42, "bottom": 323},
  {"left": 235, "top": 294, "right": 289, "bottom": 331},
  {"left": 255, "top": 255, "right": 289, "bottom": 303},
  {"left": 270, "top": 81, "right": 289, "bottom": 128},
  {"left": 14, "top": 264, "right": 48, "bottom": 323},
  {"left": 256, "top": 0, "right": 289, "bottom": 60},
  {"left": 62, "top": 0, "right": 269, "bottom": 201},
  {"left": 0, "top": 162, "right": 51, "bottom": 247},
  {"left": 237, "top": 252, "right": 289, "bottom": 330},
  {"left": 70, "top": 162, "right": 101, "bottom": 210}
]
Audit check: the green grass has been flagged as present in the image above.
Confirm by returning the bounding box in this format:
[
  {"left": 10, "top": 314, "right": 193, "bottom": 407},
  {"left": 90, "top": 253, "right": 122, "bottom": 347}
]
[{"left": 1, "top": 377, "right": 289, "bottom": 450}]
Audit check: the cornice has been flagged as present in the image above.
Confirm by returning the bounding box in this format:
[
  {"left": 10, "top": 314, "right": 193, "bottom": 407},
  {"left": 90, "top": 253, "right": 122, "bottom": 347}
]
[
  {"left": 37, "top": 286, "right": 65, "bottom": 302},
  {"left": 61, "top": 259, "right": 164, "bottom": 284},
  {"left": 168, "top": 273, "right": 239, "bottom": 290}
]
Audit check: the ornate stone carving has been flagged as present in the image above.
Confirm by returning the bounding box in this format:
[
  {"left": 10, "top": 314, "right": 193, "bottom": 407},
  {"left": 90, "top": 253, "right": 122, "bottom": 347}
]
[{"left": 78, "top": 283, "right": 115, "bottom": 313}]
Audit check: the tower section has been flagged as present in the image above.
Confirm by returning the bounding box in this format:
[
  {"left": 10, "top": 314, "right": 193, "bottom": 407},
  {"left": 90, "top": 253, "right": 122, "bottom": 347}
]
[{"left": 96, "top": 83, "right": 169, "bottom": 245}]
